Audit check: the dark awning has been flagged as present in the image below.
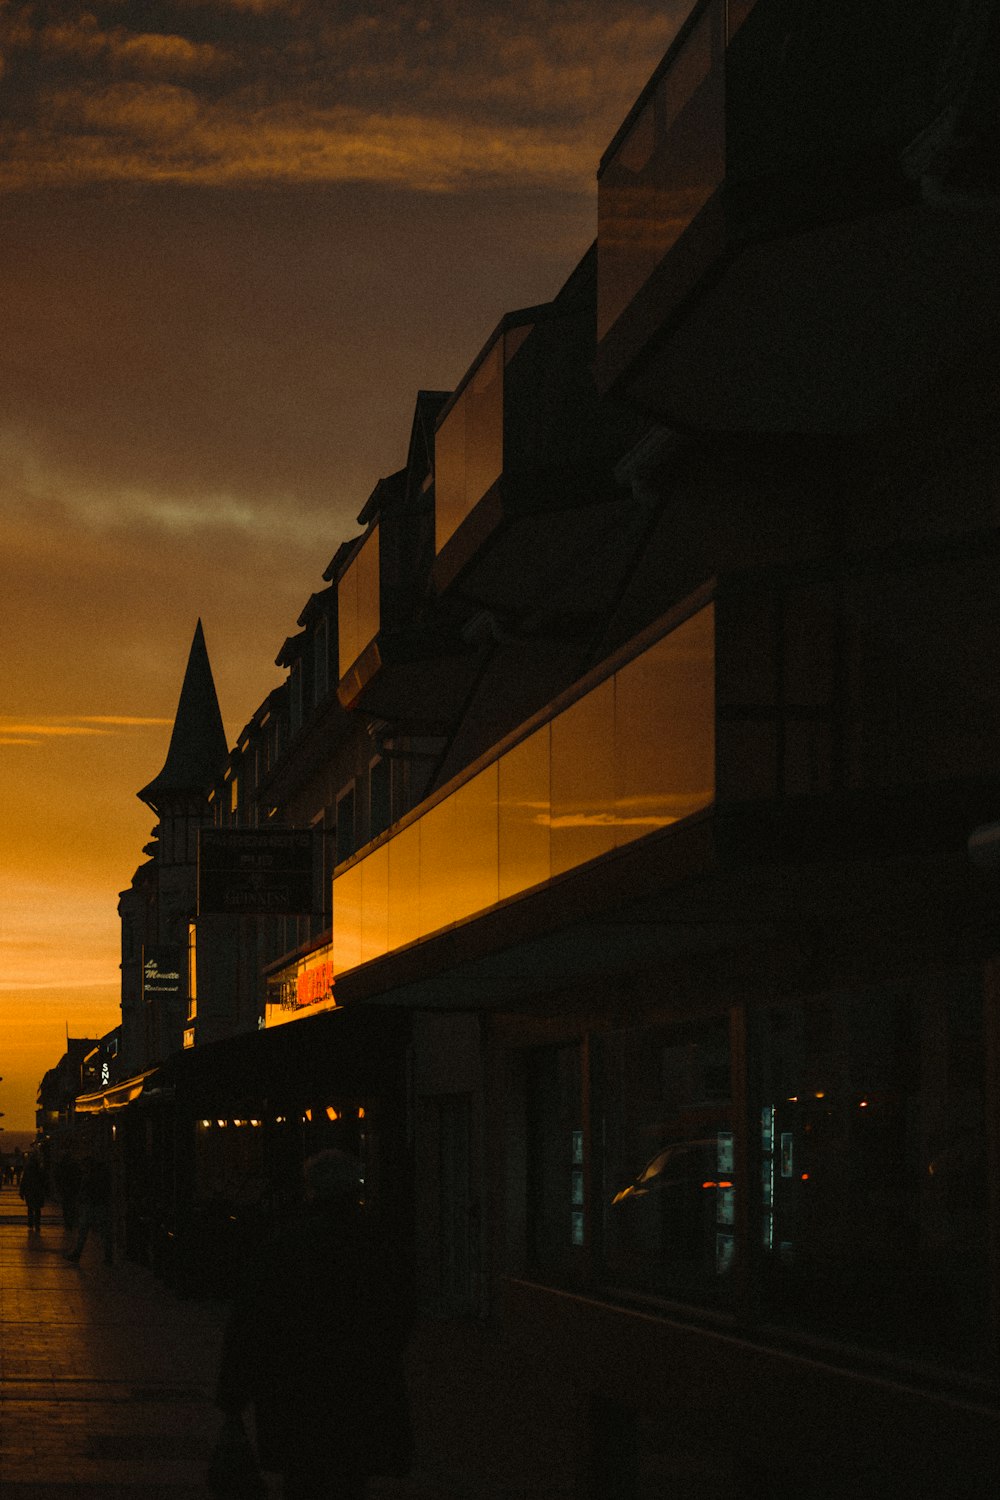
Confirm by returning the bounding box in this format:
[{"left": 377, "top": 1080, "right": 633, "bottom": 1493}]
[{"left": 141, "top": 1005, "right": 411, "bottom": 1116}]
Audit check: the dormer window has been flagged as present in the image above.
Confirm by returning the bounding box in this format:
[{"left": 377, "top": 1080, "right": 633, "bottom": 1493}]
[
  {"left": 338, "top": 525, "right": 380, "bottom": 680},
  {"left": 434, "top": 322, "right": 533, "bottom": 555}
]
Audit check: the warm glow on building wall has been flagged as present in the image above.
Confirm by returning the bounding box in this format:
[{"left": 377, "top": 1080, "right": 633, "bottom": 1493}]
[{"left": 333, "top": 600, "right": 714, "bottom": 975}]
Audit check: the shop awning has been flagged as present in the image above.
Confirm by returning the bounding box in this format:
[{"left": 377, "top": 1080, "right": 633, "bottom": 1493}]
[{"left": 74, "top": 1069, "right": 160, "bottom": 1114}]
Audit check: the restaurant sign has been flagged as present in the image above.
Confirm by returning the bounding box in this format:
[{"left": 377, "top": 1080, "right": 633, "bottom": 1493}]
[
  {"left": 142, "top": 947, "right": 183, "bottom": 1002},
  {"left": 199, "top": 828, "right": 315, "bottom": 915}
]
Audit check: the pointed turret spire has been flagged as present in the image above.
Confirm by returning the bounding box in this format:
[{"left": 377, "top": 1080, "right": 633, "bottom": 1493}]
[{"left": 137, "top": 620, "right": 228, "bottom": 811}]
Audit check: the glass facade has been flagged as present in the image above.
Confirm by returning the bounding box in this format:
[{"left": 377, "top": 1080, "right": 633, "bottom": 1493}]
[
  {"left": 524, "top": 971, "right": 989, "bottom": 1376},
  {"left": 337, "top": 525, "right": 380, "bottom": 679},
  {"left": 601, "top": 1016, "right": 734, "bottom": 1306},
  {"left": 527, "top": 1045, "right": 584, "bottom": 1271},
  {"left": 597, "top": 0, "right": 727, "bottom": 340},
  {"left": 332, "top": 604, "right": 715, "bottom": 975},
  {"left": 434, "top": 336, "right": 505, "bottom": 553},
  {"left": 757, "top": 975, "right": 989, "bottom": 1371}
]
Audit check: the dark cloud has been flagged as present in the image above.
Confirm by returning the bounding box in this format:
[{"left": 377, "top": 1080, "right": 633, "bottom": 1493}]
[{"left": 1, "top": 1, "right": 684, "bottom": 190}]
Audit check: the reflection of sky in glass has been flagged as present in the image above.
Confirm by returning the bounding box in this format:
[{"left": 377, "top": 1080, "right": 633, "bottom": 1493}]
[
  {"left": 435, "top": 339, "right": 503, "bottom": 553},
  {"left": 337, "top": 525, "right": 380, "bottom": 677},
  {"left": 597, "top": 0, "right": 726, "bottom": 338},
  {"left": 333, "top": 604, "right": 714, "bottom": 974}
]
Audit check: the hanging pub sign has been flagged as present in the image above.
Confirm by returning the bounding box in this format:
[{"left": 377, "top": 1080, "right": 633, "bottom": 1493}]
[
  {"left": 198, "top": 827, "right": 315, "bottom": 916},
  {"left": 142, "top": 947, "right": 184, "bottom": 1002}
]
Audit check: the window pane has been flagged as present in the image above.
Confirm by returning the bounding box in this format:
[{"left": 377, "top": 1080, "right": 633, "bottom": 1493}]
[
  {"left": 758, "top": 976, "right": 989, "bottom": 1373},
  {"left": 337, "top": 529, "right": 380, "bottom": 678},
  {"left": 418, "top": 794, "right": 459, "bottom": 938},
  {"left": 332, "top": 862, "right": 362, "bottom": 975},
  {"left": 527, "top": 1045, "right": 583, "bottom": 1272},
  {"left": 360, "top": 843, "right": 389, "bottom": 963},
  {"left": 499, "top": 726, "right": 551, "bottom": 900},
  {"left": 597, "top": 0, "right": 726, "bottom": 338},
  {"left": 602, "top": 1016, "right": 734, "bottom": 1304},
  {"left": 615, "top": 603, "right": 715, "bottom": 845},
  {"left": 450, "top": 765, "right": 499, "bottom": 923},
  {"left": 551, "top": 677, "right": 616, "bottom": 877},
  {"left": 387, "top": 822, "right": 421, "bottom": 951},
  {"left": 337, "top": 559, "right": 359, "bottom": 679},
  {"left": 434, "top": 402, "right": 467, "bottom": 553},
  {"left": 434, "top": 340, "right": 503, "bottom": 554},
  {"left": 464, "top": 340, "right": 503, "bottom": 515}
]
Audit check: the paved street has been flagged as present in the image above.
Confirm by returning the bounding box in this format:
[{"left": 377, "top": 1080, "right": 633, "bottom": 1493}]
[
  {"left": 0, "top": 1180, "right": 227, "bottom": 1497},
  {"left": 0, "top": 1181, "right": 566, "bottom": 1499}
]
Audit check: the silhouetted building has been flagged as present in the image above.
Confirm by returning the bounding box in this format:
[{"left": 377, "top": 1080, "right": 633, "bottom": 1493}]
[
  {"left": 36, "top": 1038, "right": 101, "bottom": 1138},
  {"left": 64, "top": 3, "right": 1000, "bottom": 1491},
  {"left": 118, "top": 620, "right": 229, "bottom": 1074}
]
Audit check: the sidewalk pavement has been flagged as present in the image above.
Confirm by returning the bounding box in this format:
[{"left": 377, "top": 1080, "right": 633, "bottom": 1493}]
[{"left": 0, "top": 1183, "right": 565, "bottom": 1499}]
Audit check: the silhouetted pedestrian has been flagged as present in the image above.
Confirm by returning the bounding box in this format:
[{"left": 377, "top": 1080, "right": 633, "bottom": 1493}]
[
  {"left": 65, "top": 1154, "right": 113, "bottom": 1264},
  {"left": 19, "top": 1151, "right": 48, "bottom": 1232},
  {"left": 215, "top": 1149, "right": 413, "bottom": 1500},
  {"left": 53, "top": 1150, "right": 82, "bottom": 1230}
]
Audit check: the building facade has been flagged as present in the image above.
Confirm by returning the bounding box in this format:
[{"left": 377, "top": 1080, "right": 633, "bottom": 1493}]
[{"left": 56, "top": 3, "right": 1000, "bottom": 1492}]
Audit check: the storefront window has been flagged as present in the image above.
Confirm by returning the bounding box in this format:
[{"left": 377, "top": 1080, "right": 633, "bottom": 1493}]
[
  {"left": 527, "top": 1045, "right": 584, "bottom": 1274},
  {"left": 601, "top": 1016, "right": 734, "bottom": 1305},
  {"left": 757, "top": 975, "right": 989, "bottom": 1372}
]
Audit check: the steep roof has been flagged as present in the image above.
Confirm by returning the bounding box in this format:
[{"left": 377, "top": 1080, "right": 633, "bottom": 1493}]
[{"left": 137, "top": 620, "right": 228, "bottom": 811}]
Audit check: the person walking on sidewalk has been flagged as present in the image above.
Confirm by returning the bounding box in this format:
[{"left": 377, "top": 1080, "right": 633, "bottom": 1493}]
[
  {"left": 215, "top": 1149, "right": 413, "bottom": 1500},
  {"left": 19, "top": 1150, "right": 48, "bottom": 1232},
  {"left": 65, "top": 1153, "right": 114, "bottom": 1265},
  {"left": 53, "top": 1148, "right": 82, "bottom": 1231}
]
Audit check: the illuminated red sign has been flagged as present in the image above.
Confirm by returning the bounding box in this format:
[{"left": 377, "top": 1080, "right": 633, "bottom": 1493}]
[{"left": 296, "top": 960, "right": 334, "bottom": 1007}]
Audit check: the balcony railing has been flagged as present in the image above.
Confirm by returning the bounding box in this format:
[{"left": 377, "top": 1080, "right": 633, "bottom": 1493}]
[
  {"left": 597, "top": 0, "right": 756, "bottom": 341},
  {"left": 331, "top": 600, "right": 715, "bottom": 976}
]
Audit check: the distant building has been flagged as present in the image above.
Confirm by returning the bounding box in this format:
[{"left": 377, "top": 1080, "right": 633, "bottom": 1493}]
[
  {"left": 118, "top": 620, "right": 228, "bottom": 1075},
  {"left": 36, "top": 1038, "right": 101, "bottom": 1137}
]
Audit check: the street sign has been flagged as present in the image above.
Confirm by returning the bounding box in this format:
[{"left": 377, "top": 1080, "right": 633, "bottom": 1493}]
[{"left": 198, "top": 827, "right": 315, "bottom": 916}]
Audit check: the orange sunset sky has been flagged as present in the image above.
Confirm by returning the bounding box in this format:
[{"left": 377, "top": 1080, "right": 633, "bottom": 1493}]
[{"left": 0, "top": 0, "right": 688, "bottom": 1133}]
